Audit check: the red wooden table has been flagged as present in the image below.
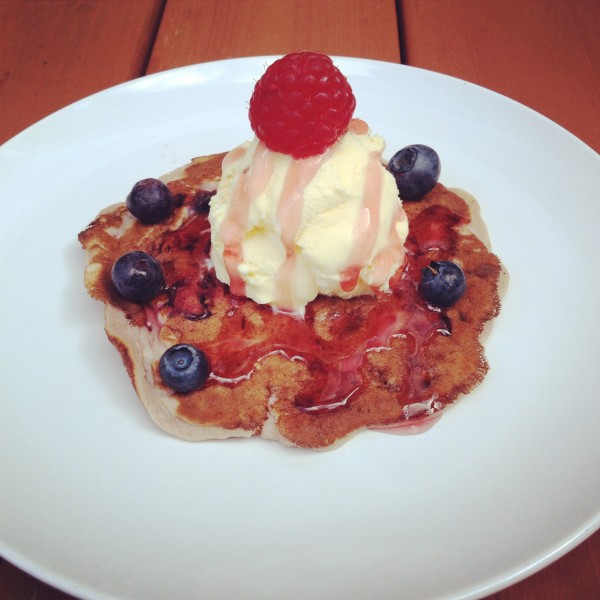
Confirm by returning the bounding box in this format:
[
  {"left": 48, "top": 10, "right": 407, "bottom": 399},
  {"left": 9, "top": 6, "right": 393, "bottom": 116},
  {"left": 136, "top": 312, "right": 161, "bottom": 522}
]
[{"left": 1, "top": 1, "right": 599, "bottom": 598}]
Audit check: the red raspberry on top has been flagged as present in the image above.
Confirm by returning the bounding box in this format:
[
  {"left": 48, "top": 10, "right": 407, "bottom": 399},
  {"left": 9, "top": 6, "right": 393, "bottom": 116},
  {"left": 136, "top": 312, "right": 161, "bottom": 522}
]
[{"left": 249, "top": 51, "right": 356, "bottom": 159}]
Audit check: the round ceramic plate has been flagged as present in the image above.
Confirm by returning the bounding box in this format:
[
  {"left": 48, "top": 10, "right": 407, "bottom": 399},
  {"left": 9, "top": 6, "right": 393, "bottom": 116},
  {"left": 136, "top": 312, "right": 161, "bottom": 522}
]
[{"left": 0, "top": 57, "right": 598, "bottom": 600}]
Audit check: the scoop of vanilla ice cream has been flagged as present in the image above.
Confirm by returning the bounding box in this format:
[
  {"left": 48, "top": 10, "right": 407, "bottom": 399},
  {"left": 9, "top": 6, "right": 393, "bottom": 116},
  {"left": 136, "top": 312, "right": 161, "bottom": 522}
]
[{"left": 209, "top": 119, "right": 408, "bottom": 314}]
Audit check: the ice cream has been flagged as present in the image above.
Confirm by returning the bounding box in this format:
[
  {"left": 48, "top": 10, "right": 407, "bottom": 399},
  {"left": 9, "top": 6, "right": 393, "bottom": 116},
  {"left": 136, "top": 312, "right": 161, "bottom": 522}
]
[{"left": 209, "top": 118, "right": 408, "bottom": 315}]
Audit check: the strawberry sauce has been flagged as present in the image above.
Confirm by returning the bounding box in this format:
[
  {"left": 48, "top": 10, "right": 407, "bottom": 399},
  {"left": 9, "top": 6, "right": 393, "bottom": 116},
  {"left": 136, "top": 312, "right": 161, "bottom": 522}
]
[{"left": 151, "top": 191, "right": 467, "bottom": 413}]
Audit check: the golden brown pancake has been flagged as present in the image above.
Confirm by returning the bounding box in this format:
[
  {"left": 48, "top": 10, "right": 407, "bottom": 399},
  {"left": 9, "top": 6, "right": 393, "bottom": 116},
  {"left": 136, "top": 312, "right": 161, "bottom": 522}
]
[{"left": 78, "top": 153, "right": 505, "bottom": 449}]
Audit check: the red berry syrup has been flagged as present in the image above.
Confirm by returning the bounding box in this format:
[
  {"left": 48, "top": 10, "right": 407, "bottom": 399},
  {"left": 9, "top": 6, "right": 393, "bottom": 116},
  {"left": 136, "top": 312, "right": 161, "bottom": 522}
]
[{"left": 150, "top": 191, "right": 466, "bottom": 415}]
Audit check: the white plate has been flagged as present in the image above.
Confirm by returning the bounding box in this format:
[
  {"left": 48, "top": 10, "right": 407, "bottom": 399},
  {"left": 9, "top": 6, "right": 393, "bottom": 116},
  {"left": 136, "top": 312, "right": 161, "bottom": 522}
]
[{"left": 1, "top": 57, "right": 599, "bottom": 600}]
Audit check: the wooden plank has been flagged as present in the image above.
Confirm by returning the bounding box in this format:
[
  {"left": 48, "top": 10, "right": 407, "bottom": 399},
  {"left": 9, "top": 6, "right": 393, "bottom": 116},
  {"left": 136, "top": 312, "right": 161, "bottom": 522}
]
[
  {"left": 399, "top": 2, "right": 600, "bottom": 596},
  {"left": 399, "top": 0, "right": 600, "bottom": 153},
  {"left": 0, "top": 560, "right": 76, "bottom": 600},
  {"left": 0, "top": 0, "right": 164, "bottom": 145},
  {"left": 485, "top": 531, "right": 600, "bottom": 599},
  {"left": 146, "top": 0, "right": 400, "bottom": 73},
  {"left": 1, "top": 1, "right": 165, "bottom": 594}
]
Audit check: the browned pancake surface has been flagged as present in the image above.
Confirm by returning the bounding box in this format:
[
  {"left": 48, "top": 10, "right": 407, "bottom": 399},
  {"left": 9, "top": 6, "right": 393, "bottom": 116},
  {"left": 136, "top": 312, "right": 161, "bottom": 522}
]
[{"left": 79, "top": 153, "right": 503, "bottom": 449}]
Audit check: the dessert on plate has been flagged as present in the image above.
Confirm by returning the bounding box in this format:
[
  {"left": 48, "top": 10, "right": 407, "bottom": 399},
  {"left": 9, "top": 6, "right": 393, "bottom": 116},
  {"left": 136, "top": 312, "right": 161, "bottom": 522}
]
[{"left": 78, "top": 52, "right": 505, "bottom": 449}]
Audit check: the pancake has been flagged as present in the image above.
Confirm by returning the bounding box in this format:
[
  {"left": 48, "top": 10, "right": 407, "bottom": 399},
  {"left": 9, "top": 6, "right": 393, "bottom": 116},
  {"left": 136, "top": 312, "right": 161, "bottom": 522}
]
[{"left": 78, "top": 153, "right": 506, "bottom": 449}]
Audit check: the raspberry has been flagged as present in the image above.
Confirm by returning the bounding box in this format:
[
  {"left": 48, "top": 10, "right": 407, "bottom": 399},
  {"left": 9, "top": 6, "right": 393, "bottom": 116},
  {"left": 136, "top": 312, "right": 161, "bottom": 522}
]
[{"left": 249, "top": 51, "right": 356, "bottom": 159}]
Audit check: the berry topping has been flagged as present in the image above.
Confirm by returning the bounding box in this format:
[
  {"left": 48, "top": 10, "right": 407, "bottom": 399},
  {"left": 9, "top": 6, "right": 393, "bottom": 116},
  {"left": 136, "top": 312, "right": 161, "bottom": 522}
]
[
  {"left": 388, "top": 145, "right": 441, "bottom": 200},
  {"left": 248, "top": 51, "right": 356, "bottom": 159},
  {"left": 159, "top": 344, "right": 209, "bottom": 393},
  {"left": 126, "top": 178, "right": 174, "bottom": 224},
  {"left": 419, "top": 260, "right": 466, "bottom": 308},
  {"left": 111, "top": 251, "right": 165, "bottom": 303}
]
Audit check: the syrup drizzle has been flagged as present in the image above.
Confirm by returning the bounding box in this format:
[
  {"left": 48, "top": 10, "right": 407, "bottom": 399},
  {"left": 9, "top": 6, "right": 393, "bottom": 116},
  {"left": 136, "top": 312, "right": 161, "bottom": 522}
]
[
  {"left": 215, "top": 121, "right": 407, "bottom": 310},
  {"left": 274, "top": 148, "right": 334, "bottom": 308},
  {"left": 219, "top": 141, "right": 275, "bottom": 296},
  {"left": 150, "top": 192, "right": 466, "bottom": 416},
  {"left": 339, "top": 153, "right": 382, "bottom": 292}
]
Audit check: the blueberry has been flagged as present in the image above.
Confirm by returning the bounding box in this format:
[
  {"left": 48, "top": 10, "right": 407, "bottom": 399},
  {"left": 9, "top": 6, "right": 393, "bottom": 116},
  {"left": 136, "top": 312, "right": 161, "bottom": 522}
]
[
  {"left": 159, "top": 344, "right": 209, "bottom": 393},
  {"left": 388, "top": 145, "right": 441, "bottom": 200},
  {"left": 111, "top": 251, "right": 165, "bottom": 303},
  {"left": 419, "top": 261, "right": 466, "bottom": 308},
  {"left": 126, "top": 178, "right": 174, "bottom": 224}
]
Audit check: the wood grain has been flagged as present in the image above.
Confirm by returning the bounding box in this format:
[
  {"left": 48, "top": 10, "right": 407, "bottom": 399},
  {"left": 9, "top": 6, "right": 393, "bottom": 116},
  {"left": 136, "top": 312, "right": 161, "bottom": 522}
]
[
  {"left": 486, "top": 530, "right": 600, "bottom": 599},
  {"left": 0, "top": 0, "right": 164, "bottom": 145},
  {"left": 0, "top": 560, "right": 77, "bottom": 600},
  {"left": 399, "top": 0, "right": 600, "bottom": 153},
  {"left": 146, "top": 0, "right": 400, "bottom": 73}
]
